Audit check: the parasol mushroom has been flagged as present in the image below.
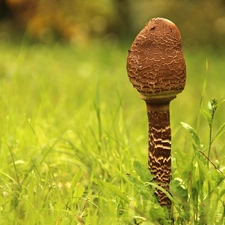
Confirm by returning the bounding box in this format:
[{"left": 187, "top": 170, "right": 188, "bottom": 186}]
[{"left": 126, "top": 18, "right": 186, "bottom": 210}]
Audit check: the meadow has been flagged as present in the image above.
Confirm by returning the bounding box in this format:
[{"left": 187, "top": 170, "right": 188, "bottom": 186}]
[{"left": 0, "top": 40, "right": 225, "bottom": 224}]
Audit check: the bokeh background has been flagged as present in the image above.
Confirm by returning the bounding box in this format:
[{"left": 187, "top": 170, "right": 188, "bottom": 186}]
[{"left": 1, "top": 0, "right": 225, "bottom": 49}]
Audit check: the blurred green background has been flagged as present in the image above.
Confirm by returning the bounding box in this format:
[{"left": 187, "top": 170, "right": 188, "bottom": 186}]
[{"left": 1, "top": 0, "right": 225, "bottom": 50}]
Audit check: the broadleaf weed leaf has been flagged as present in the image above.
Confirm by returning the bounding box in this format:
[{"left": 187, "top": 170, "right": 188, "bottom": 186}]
[
  {"left": 181, "top": 122, "right": 201, "bottom": 148},
  {"left": 127, "top": 174, "right": 153, "bottom": 199},
  {"left": 170, "top": 179, "right": 188, "bottom": 201},
  {"left": 133, "top": 161, "right": 153, "bottom": 182},
  {"left": 200, "top": 106, "right": 212, "bottom": 125}
]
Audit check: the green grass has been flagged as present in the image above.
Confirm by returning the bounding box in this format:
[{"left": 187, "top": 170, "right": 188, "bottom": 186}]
[{"left": 0, "top": 40, "right": 225, "bottom": 224}]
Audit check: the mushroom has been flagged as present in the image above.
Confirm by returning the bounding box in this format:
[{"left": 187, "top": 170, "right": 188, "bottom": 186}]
[{"left": 126, "top": 18, "right": 186, "bottom": 210}]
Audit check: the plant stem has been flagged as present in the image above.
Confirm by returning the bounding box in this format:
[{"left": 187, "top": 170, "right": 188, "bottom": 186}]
[
  {"left": 208, "top": 115, "right": 214, "bottom": 168},
  {"left": 207, "top": 99, "right": 217, "bottom": 211}
]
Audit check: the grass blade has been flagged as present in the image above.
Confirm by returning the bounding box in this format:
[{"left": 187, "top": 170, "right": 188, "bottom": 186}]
[{"left": 93, "top": 179, "right": 129, "bottom": 203}]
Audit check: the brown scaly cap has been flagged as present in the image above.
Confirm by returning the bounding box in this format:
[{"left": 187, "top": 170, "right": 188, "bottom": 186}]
[{"left": 127, "top": 18, "right": 186, "bottom": 102}]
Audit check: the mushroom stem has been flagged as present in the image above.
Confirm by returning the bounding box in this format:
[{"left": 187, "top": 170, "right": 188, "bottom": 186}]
[{"left": 146, "top": 101, "right": 172, "bottom": 207}]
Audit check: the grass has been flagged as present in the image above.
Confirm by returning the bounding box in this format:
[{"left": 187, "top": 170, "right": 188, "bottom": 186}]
[{"left": 0, "top": 39, "right": 225, "bottom": 224}]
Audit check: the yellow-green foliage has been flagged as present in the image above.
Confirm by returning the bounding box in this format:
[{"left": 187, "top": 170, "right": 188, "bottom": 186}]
[{"left": 0, "top": 41, "right": 225, "bottom": 224}]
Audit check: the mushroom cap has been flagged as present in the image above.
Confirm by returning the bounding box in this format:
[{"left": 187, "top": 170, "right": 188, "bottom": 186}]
[{"left": 127, "top": 18, "right": 186, "bottom": 102}]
